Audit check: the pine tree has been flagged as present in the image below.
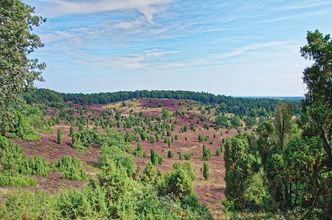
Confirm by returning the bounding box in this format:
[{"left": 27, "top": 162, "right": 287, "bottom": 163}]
[
  {"left": 57, "top": 128, "right": 62, "bottom": 144},
  {"left": 69, "top": 127, "right": 74, "bottom": 137},
  {"left": 168, "top": 150, "right": 173, "bottom": 158},
  {"left": 203, "top": 162, "right": 209, "bottom": 180}
]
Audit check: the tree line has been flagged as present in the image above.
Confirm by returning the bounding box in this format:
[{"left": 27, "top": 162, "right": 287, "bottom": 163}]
[{"left": 25, "top": 88, "right": 302, "bottom": 117}]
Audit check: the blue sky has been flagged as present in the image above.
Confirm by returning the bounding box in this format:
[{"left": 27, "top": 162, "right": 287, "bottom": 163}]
[{"left": 24, "top": 0, "right": 332, "bottom": 96}]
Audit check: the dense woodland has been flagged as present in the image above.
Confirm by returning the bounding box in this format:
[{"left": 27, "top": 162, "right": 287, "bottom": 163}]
[{"left": 0, "top": 0, "right": 331, "bottom": 219}]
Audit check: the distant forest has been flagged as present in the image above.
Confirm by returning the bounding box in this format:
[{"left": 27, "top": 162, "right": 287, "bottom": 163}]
[{"left": 25, "top": 89, "right": 302, "bottom": 117}]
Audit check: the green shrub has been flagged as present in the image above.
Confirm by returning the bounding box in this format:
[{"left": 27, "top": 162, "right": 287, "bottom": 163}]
[
  {"left": 203, "top": 162, "right": 209, "bottom": 180},
  {"left": 150, "top": 149, "right": 163, "bottom": 165},
  {"left": 216, "top": 147, "right": 222, "bottom": 156},
  {"left": 184, "top": 152, "right": 192, "bottom": 160},
  {"left": 141, "top": 162, "right": 156, "bottom": 183},
  {"left": 244, "top": 172, "right": 272, "bottom": 211},
  {"left": 181, "top": 194, "right": 212, "bottom": 219},
  {"left": 22, "top": 133, "right": 40, "bottom": 142},
  {"left": 134, "top": 143, "right": 143, "bottom": 157},
  {"left": 0, "top": 137, "right": 27, "bottom": 173},
  {"left": 0, "top": 129, "right": 213, "bottom": 220},
  {"left": 224, "top": 134, "right": 260, "bottom": 211},
  {"left": 167, "top": 150, "right": 173, "bottom": 159},
  {"left": 26, "top": 156, "right": 50, "bottom": 177},
  {"left": 159, "top": 162, "right": 195, "bottom": 199},
  {"left": 0, "top": 173, "right": 36, "bottom": 187},
  {"left": 0, "top": 137, "right": 50, "bottom": 177},
  {"left": 198, "top": 135, "right": 208, "bottom": 142},
  {"left": 202, "top": 145, "right": 211, "bottom": 161},
  {"left": 69, "top": 126, "right": 74, "bottom": 137},
  {"left": 0, "top": 191, "right": 58, "bottom": 220},
  {"left": 99, "top": 146, "right": 134, "bottom": 176},
  {"left": 57, "top": 128, "right": 62, "bottom": 144},
  {"left": 55, "top": 156, "right": 87, "bottom": 181},
  {"left": 13, "top": 111, "right": 41, "bottom": 142},
  {"left": 178, "top": 152, "right": 183, "bottom": 160},
  {"left": 72, "top": 129, "right": 101, "bottom": 150},
  {"left": 97, "top": 160, "right": 143, "bottom": 219},
  {"left": 57, "top": 185, "right": 107, "bottom": 219}
]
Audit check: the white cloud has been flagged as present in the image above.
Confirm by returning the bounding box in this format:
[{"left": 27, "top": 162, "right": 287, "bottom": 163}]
[
  {"left": 74, "top": 48, "right": 180, "bottom": 70},
  {"left": 218, "top": 41, "right": 293, "bottom": 59},
  {"left": 109, "top": 49, "right": 179, "bottom": 69},
  {"left": 259, "top": 9, "right": 332, "bottom": 23},
  {"left": 114, "top": 19, "right": 143, "bottom": 30},
  {"left": 143, "top": 49, "right": 180, "bottom": 58},
  {"left": 111, "top": 56, "right": 146, "bottom": 69},
  {"left": 277, "top": 1, "right": 332, "bottom": 10},
  {"left": 40, "top": 31, "right": 81, "bottom": 44},
  {"left": 154, "top": 41, "right": 296, "bottom": 71},
  {"left": 34, "top": 0, "right": 175, "bottom": 45},
  {"left": 39, "top": 0, "right": 172, "bottom": 23}
]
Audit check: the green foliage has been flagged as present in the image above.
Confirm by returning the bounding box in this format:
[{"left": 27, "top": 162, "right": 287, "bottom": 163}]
[
  {"left": 0, "top": 173, "right": 36, "bottom": 187},
  {"left": 57, "top": 128, "right": 62, "bottom": 144},
  {"left": 0, "top": 0, "right": 45, "bottom": 135},
  {"left": 134, "top": 143, "right": 143, "bottom": 157},
  {"left": 167, "top": 150, "right": 173, "bottom": 159},
  {"left": 4, "top": 105, "right": 46, "bottom": 141},
  {"left": 300, "top": 30, "right": 332, "bottom": 170},
  {"left": 159, "top": 162, "right": 195, "bottom": 199},
  {"left": 203, "top": 162, "right": 209, "bottom": 180},
  {"left": 0, "top": 136, "right": 50, "bottom": 177},
  {"left": 27, "top": 156, "right": 50, "bottom": 177},
  {"left": 184, "top": 152, "right": 192, "bottom": 160},
  {"left": 216, "top": 147, "right": 222, "bottom": 156},
  {"left": 243, "top": 172, "right": 272, "bottom": 211},
  {"left": 97, "top": 160, "right": 143, "bottom": 219},
  {"left": 245, "top": 116, "right": 256, "bottom": 128},
  {"left": 231, "top": 116, "right": 242, "bottom": 128},
  {"left": 0, "top": 129, "right": 212, "bottom": 219},
  {"left": 57, "top": 183, "right": 107, "bottom": 219},
  {"left": 99, "top": 145, "right": 134, "bottom": 176},
  {"left": 72, "top": 129, "right": 101, "bottom": 151},
  {"left": 15, "top": 112, "right": 40, "bottom": 141},
  {"left": 273, "top": 103, "right": 293, "bottom": 148},
  {"left": 0, "top": 191, "right": 58, "bottom": 220},
  {"left": 198, "top": 134, "right": 208, "bottom": 142},
  {"left": 224, "top": 134, "right": 260, "bottom": 211},
  {"left": 125, "top": 116, "right": 135, "bottom": 128},
  {"left": 224, "top": 70, "right": 332, "bottom": 219},
  {"left": 180, "top": 194, "right": 213, "bottom": 219},
  {"left": 141, "top": 162, "right": 156, "bottom": 183},
  {"left": 24, "top": 88, "right": 64, "bottom": 106},
  {"left": 150, "top": 149, "right": 163, "bottom": 165},
  {"left": 202, "top": 145, "right": 211, "bottom": 161},
  {"left": 162, "top": 109, "right": 171, "bottom": 120},
  {"left": 55, "top": 156, "right": 87, "bottom": 181},
  {"left": 69, "top": 126, "right": 74, "bottom": 137},
  {"left": 178, "top": 151, "right": 183, "bottom": 160},
  {"left": 215, "top": 114, "right": 230, "bottom": 129}
]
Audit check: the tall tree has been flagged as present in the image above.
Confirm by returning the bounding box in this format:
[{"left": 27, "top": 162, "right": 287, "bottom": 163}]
[
  {"left": 273, "top": 103, "right": 293, "bottom": 148},
  {"left": 300, "top": 30, "right": 332, "bottom": 169},
  {"left": 0, "top": 0, "right": 45, "bottom": 134}
]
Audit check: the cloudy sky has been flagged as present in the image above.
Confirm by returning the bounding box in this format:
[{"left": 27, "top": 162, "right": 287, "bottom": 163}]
[{"left": 24, "top": 0, "right": 332, "bottom": 96}]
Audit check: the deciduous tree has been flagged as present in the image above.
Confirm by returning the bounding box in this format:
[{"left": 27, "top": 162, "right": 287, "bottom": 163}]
[{"left": 0, "top": 0, "right": 45, "bottom": 134}]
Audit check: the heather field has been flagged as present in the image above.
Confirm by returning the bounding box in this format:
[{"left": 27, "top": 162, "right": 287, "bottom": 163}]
[{"left": 1, "top": 0, "right": 331, "bottom": 219}]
